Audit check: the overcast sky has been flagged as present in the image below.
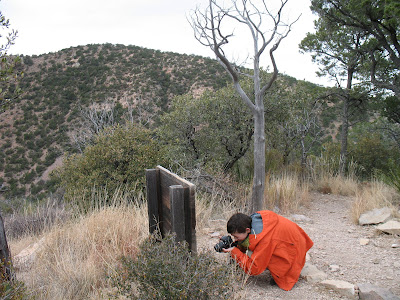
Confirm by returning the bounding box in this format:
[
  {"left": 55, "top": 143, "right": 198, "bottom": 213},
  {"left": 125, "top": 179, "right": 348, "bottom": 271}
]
[{"left": 1, "top": 0, "right": 333, "bottom": 87}]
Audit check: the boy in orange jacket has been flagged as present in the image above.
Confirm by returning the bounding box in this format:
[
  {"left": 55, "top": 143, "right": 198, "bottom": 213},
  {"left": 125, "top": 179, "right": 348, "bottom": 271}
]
[{"left": 222, "top": 211, "right": 313, "bottom": 291}]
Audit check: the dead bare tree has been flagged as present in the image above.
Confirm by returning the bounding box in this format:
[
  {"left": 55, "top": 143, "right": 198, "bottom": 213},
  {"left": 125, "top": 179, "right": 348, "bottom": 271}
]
[
  {"left": 70, "top": 103, "right": 116, "bottom": 153},
  {"left": 289, "top": 104, "right": 323, "bottom": 175},
  {"left": 189, "top": 0, "right": 299, "bottom": 211}
]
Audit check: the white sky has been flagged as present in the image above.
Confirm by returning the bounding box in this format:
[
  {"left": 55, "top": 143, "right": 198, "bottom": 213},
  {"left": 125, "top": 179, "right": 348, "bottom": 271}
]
[{"left": 1, "top": 0, "right": 333, "bottom": 87}]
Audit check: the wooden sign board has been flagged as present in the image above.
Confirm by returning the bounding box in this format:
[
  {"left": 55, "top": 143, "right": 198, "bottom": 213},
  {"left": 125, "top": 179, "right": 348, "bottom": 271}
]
[{"left": 146, "top": 166, "right": 196, "bottom": 252}]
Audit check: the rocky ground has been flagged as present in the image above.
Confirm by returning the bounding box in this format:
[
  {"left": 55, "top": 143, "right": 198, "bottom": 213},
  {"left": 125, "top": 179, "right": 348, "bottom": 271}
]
[{"left": 198, "top": 192, "right": 400, "bottom": 299}]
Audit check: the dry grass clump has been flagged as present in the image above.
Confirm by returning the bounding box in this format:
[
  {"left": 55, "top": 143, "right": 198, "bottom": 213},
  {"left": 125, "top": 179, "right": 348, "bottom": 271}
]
[
  {"left": 264, "top": 173, "right": 310, "bottom": 214},
  {"left": 193, "top": 170, "right": 251, "bottom": 231},
  {"left": 195, "top": 177, "right": 250, "bottom": 229},
  {"left": 21, "top": 200, "right": 148, "bottom": 300},
  {"left": 5, "top": 197, "right": 71, "bottom": 240},
  {"left": 314, "top": 174, "right": 359, "bottom": 197},
  {"left": 196, "top": 192, "right": 240, "bottom": 231},
  {"left": 351, "top": 180, "right": 400, "bottom": 223},
  {"left": 308, "top": 157, "right": 360, "bottom": 196}
]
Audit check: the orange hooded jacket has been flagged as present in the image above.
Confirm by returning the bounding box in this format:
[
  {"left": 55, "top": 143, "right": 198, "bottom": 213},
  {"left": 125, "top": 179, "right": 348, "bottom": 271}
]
[{"left": 230, "top": 210, "right": 313, "bottom": 291}]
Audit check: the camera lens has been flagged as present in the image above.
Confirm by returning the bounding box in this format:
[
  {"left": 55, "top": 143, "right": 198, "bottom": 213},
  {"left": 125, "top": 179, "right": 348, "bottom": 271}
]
[
  {"left": 214, "top": 240, "right": 225, "bottom": 252},
  {"left": 214, "top": 236, "right": 232, "bottom": 252}
]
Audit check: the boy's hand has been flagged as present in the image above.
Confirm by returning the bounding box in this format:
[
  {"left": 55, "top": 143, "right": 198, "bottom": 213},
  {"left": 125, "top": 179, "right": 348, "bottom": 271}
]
[{"left": 222, "top": 247, "right": 235, "bottom": 253}]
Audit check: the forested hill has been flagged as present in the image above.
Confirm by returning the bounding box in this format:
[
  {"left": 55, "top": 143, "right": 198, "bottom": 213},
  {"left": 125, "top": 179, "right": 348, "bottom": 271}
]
[{"left": 0, "top": 43, "right": 232, "bottom": 198}]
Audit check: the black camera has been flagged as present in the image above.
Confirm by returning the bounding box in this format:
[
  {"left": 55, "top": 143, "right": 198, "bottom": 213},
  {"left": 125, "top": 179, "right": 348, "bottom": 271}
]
[{"left": 214, "top": 235, "right": 238, "bottom": 252}]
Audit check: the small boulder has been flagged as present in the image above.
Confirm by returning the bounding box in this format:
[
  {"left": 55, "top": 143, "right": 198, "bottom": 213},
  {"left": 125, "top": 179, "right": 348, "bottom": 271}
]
[
  {"left": 376, "top": 220, "right": 400, "bottom": 235},
  {"left": 290, "top": 214, "right": 313, "bottom": 224},
  {"left": 357, "top": 283, "right": 400, "bottom": 300},
  {"left": 300, "top": 262, "right": 328, "bottom": 283},
  {"left": 321, "top": 279, "right": 356, "bottom": 299},
  {"left": 359, "top": 207, "right": 392, "bottom": 226}
]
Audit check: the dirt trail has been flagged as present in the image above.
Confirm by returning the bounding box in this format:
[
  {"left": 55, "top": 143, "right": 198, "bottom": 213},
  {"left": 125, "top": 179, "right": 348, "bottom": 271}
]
[{"left": 199, "top": 192, "right": 400, "bottom": 299}]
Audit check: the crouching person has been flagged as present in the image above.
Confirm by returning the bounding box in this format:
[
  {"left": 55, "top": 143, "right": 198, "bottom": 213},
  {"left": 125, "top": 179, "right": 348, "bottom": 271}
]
[{"left": 221, "top": 211, "right": 313, "bottom": 291}]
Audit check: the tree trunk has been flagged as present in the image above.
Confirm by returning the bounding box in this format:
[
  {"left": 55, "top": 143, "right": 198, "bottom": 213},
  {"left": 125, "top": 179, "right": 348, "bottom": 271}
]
[
  {"left": 300, "top": 133, "right": 307, "bottom": 180},
  {"left": 339, "top": 95, "right": 349, "bottom": 176},
  {"left": 251, "top": 107, "right": 265, "bottom": 212},
  {"left": 339, "top": 68, "right": 354, "bottom": 176}
]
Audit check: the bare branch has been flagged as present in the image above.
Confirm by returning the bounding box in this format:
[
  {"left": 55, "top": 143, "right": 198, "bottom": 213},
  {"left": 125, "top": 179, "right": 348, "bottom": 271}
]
[{"left": 188, "top": 0, "right": 297, "bottom": 210}]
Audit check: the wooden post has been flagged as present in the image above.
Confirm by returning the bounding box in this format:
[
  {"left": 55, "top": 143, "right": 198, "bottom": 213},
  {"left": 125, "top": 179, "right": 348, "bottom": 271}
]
[
  {"left": 145, "top": 166, "right": 196, "bottom": 252},
  {"left": 0, "top": 214, "right": 13, "bottom": 281},
  {"left": 146, "top": 169, "right": 160, "bottom": 234},
  {"left": 169, "top": 185, "right": 185, "bottom": 242}
]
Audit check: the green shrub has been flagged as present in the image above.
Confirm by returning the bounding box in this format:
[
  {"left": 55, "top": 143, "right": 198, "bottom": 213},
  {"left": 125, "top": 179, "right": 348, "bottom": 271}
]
[
  {"left": 0, "top": 272, "right": 30, "bottom": 300},
  {"left": 35, "top": 164, "right": 46, "bottom": 176},
  {"left": 378, "top": 159, "right": 400, "bottom": 194},
  {"left": 348, "top": 132, "right": 395, "bottom": 178},
  {"left": 110, "top": 232, "right": 242, "bottom": 299},
  {"left": 53, "top": 124, "right": 166, "bottom": 204},
  {"left": 21, "top": 170, "right": 36, "bottom": 184},
  {"left": 5, "top": 148, "right": 14, "bottom": 156},
  {"left": 44, "top": 148, "right": 60, "bottom": 167}
]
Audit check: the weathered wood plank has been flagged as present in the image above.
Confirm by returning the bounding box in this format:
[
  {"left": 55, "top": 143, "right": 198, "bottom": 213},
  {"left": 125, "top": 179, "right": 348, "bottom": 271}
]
[
  {"left": 157, "top": 166, "right": 196, "bottom": 252},
  {"left": 146, "top": 165, "right": 196, "bottom": 252},
  {"left": 145, "top": 169, "right": 160, "bottom": 234},
  {"left": 169, "top": 185, "right": 185, "bottom": 242}
]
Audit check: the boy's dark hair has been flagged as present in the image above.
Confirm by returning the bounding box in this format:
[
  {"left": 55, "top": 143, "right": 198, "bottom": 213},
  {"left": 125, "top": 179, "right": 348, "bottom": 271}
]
[{"left": 227, "top": 213, "right": 252, "bottom": 234}]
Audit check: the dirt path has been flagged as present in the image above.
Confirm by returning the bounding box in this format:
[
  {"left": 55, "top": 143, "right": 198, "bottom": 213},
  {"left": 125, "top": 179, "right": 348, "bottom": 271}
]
[{"left": 199, "top": 192, "right": 400, "bottom": 299}]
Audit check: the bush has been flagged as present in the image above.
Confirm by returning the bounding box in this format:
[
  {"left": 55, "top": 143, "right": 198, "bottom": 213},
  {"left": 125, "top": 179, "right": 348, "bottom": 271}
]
[
  {"left": 0, "top": 261, "right": 31, "bottom": 299},
  {"left": 53, "top": 124, "right": 166, "bottom": 204},
  {"left": 111, "top": 232, "right": 242, "bottom": 300},
  {"left": 348, "top": 132, "right": 393, "bottom": 178},
  {"left": 378, "top": 160, "right": 400, "bottom": 194},
  {"left": 0, "top": 278, "right": 29, "bottom": 300}
]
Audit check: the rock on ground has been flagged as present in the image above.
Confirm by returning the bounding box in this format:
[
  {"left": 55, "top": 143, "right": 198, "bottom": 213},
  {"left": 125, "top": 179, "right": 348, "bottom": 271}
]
[
  {"left": 357, "top": 283, "right": 400, "bottom": 300},
  {"left": 321, "top": 279, "right": 356, "bottom": 299},
  {"left": 358, "top": 207, "right": 392, "bottom": 226},
  {"left": 376, "top": 220, "right": 400, "bottom": 235}
]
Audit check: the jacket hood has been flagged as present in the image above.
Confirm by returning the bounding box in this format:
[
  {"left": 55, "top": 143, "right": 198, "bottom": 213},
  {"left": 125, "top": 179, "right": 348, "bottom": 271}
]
[{"left": 248, "top": 210, "right": 279, "bottom": 248}]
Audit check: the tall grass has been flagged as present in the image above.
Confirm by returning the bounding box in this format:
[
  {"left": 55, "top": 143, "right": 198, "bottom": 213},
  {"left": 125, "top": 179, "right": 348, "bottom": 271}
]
[
  {"left": 69, "top": 183, "right": 145, "bottom": 213},
  {"left": 308, "top": 156, "right": 359, "bottom": 196},
  {"left": 14, "top": 190, "right": 148, "bottom": 300},
  {"left": 195, "top": 192, "right": 241, "bottom": 232},
  {"left": 5, "top": 196, "right": 71, "bottom": 240},
  {"left": 351, "top": 180, "right": 400, "bottom": 223},
  {"left": 264, "top": 172, "right": 310, "bottom": 213},
  {"left": 316, "top": 174, "right": 359, "bottom": 196}
]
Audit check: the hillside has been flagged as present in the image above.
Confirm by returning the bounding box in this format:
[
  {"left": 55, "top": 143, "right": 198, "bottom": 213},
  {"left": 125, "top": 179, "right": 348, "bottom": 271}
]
[{"left": 0, "top": 43, "right": 231, "bottom": 199}]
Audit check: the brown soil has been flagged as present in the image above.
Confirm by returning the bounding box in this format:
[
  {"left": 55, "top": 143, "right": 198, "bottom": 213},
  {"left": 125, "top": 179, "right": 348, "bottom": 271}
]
[{"left": 198, "top": 192, "right": 400, "bottom": 299}]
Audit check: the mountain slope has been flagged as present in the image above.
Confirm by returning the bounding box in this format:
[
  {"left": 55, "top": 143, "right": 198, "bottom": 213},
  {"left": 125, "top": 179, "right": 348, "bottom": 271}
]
[{"left": 0, "top": 43, "right": 231, "bottom": 198}]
